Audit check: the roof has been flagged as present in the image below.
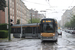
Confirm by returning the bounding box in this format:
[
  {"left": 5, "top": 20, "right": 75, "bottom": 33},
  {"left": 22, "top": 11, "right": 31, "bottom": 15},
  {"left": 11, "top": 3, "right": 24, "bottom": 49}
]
[
  {"left": 41, "top": 18, "right": 57, "bottom": 21},
  {"left": 12, "top": 23, "right": 40, "bottom": 27}
]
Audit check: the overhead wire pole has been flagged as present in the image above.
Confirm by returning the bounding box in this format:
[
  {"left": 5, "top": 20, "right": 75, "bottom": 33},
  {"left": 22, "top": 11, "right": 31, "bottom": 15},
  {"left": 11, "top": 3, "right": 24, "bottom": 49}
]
[
  {"left": 20, "top": 0, "right": 23, "bottom": 39},
  {"left": 31, "top": 13, "right": 32, "bottom": 23},
  {"left": 8, "top": 0, "right": 11, "bottom": 41}
]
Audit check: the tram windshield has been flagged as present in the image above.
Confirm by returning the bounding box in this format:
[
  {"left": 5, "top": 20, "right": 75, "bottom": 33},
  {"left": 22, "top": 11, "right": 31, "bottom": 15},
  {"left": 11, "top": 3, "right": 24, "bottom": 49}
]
[{"left": 42, "top": 23, "right": 55, "bottom": 33}]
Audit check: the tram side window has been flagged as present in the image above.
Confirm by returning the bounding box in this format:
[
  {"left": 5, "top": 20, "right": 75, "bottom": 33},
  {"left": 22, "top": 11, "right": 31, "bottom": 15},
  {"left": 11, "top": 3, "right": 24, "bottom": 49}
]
[
  {"left": 25, "top": 27, "right": 32, "bottom": 33},
  {"left": 23, "top": 28, "right": 25, "bottom": 34},
  {"left": 11, "top": 28, "right": 14, "bottom": 33},
  {"left": 17, "top": 28, "right": 21, "bottom": 33},
  {"left": 33, "top": 27, "right": 36, "bottom": 34},
  {"left": 38, "top": 27, "right": 41, "bottom": 33},
  {"left": 13, "top": 28, "right": 16, "bottom": 33},
  {"left": 13, "top": 28, "right": 17, "bottom": 33}
]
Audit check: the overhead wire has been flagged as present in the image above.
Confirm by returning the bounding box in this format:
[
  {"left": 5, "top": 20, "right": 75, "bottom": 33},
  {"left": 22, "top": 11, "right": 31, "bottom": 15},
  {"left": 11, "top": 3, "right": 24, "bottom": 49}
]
[
  {"left": 68, "top": 0, "right": 74, "bottom": 8},
  {"left": 45, "top": 0, "right": 51, "bottom": 8},
  {"left": 23, "top": 0, "right": 47, "bottom": 6}
]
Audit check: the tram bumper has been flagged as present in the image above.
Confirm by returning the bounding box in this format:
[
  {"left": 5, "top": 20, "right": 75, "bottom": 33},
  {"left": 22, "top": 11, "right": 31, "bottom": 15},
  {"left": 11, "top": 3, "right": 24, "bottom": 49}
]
[
  {"left": 41, "top": 36, "right": 57, "bottom": 41},
  {"left": 41, "top": 33, "right": 58, "bottom": 41}
]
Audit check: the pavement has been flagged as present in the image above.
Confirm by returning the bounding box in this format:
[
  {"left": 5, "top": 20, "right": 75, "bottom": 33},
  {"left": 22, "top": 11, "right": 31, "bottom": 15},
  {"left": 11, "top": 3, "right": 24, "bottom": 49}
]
[
  {"left": 0, "top": 38, "right": 22, "bottom": 42},
  {"left": 0, "top": 31, "right": 75, "bottom": 50}
]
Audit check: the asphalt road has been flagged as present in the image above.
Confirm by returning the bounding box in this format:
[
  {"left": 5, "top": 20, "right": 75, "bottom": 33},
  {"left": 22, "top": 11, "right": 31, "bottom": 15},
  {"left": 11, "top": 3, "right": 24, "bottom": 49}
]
[{"left": 0, "top": 31, "right": 75, "bottom": 50}]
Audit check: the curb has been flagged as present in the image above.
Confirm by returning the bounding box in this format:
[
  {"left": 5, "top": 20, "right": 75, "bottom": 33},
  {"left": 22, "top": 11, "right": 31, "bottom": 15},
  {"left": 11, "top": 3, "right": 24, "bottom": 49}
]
[{"left": 0, "top": 38, "right": 23, "bottom": 42}]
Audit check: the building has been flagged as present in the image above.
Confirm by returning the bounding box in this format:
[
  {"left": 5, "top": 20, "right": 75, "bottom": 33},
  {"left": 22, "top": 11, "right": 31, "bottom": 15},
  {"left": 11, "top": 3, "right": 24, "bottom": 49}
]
[
  {"left": 37, "top": 14, "right": 45, "bottom": 19},
  {"left": 0, "top": 0, "right": 29, "bottom": 24},
  {"left": 71, "top": 6, "right": 75, "bottom": 15},
  {"left": 5, "top": 0, "right": 15, "bottom": 24},
  {"left": 29, "top": 9, "right": 45, "bottom": 20},
  {"left": 61, "top": 10, "right": 72, "bottom": 27},
  {"left": 16, "top": 0, "right": 30, "bottom": 24},
  {"left": 0, "top": 10, "right": 5, "bottom": 24},
  {"left": 29, "top": 9, "right": 38, "bottom": 19},
  {"left": 61, "top": 6, "right": 75, "bottom": 27}
]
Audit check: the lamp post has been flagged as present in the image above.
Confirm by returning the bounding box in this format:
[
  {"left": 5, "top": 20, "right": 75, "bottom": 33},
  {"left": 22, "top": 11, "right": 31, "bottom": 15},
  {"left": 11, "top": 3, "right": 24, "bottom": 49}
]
[{"left": 8, "top": 0, "right": 11, "bottom": 41}]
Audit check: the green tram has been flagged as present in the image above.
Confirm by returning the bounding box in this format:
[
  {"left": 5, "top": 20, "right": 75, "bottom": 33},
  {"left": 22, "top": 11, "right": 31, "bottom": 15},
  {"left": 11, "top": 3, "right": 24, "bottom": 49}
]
[
  {"left": 11, "top": 23, "right": 40, "bottom": 38},
  {"left": 40, "top": 18, "right": 58, "bottom": 42}
]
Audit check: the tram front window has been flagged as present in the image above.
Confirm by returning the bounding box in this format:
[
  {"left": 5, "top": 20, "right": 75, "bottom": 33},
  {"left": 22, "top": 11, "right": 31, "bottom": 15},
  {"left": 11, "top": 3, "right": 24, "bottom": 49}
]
[{"left": 42, "top": 23, "right": 54, "bottom": 33}]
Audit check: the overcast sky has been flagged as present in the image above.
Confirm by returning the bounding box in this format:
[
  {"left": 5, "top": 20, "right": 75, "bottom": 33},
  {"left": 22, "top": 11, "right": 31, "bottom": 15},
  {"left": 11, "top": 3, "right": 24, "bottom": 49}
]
[{"left": 22, "top": 0, "right": 75, "bottom": 21}]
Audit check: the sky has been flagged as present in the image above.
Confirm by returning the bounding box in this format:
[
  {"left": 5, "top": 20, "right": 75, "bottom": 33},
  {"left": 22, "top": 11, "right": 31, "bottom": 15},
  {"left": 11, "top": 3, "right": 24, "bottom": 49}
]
[{"left": 22, "top": 0, "right": 75, "bottom": 21}]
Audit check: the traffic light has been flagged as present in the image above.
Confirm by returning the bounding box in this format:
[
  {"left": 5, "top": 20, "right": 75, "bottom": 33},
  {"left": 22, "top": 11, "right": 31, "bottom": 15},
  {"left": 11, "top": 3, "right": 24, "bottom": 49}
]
[{"left": 10, "top": 19, "right": 13, "bottom": 26}]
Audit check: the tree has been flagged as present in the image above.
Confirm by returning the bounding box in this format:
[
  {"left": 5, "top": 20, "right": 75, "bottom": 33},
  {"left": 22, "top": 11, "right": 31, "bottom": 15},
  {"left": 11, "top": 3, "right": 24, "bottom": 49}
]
[
  {"left": 0, "top": 0, "right": 6, "bottom": 11},
  {"left": 70, "top": 15, "right": 75, "bottom": 27},
  {"left": 64, "top": 22, "right": 71, "bottom": 28},
  {"left": 17, "top": 19, "right": 20, "bottom": 24},
  {"left": 28, "top": 18, "right": 40, "bottom": 23},
  {"left": 64, "top": 15, "right": 75, "bottom": 28}
]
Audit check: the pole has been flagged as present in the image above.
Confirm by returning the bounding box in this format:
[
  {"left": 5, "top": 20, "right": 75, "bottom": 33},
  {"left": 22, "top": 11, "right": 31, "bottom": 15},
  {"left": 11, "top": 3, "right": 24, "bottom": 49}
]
[
  {"left": 8, "top": 0, "right": 11, "bottom": 41},
  {"left": 20, "top": 23, "right": 22, "bottom": 39},
  {"left": 45, "top": 12, "right": 46, "bottom": 18},
  {"left": 31, "top": 13, "right": 32, "bottom": 23},
  {"left": 20, "top": 1, "right": 22, "bottom": 39}
]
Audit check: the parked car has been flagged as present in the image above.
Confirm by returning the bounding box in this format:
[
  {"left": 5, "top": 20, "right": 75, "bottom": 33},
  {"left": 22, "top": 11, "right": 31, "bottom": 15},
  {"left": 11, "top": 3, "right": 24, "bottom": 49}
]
[
  {"left": 70, "top": 30, "right": 75, "bottom": 34},
  {"left": 65, "top": 29, "right": 70, "bottom": 33},
  {"left": 58, "top": 29, "right": 62, "bottom": 35},
  {"left": 65, "top": 29, "right": 68, "bottom": 32},
  {"left": 67, "top": 29, "right": 71, "bottom": 33}
]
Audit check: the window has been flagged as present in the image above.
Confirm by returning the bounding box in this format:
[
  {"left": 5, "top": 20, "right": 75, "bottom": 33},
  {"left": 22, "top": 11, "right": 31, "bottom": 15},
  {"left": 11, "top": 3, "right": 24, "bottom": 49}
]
[{"left": 42, "top": 23, "right": 54, "bottom": 33}]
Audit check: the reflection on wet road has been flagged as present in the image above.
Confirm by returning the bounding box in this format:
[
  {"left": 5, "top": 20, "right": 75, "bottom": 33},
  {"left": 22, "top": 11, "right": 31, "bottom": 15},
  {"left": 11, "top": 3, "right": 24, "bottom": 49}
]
[{"left": 0, "top": 31, "right": 75, "bottom": 50}]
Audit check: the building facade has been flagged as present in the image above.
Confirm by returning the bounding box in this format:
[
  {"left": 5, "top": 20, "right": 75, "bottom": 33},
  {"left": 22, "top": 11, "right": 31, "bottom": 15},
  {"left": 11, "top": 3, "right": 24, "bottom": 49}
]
[
  {"left": 0, "top": 0, "right": 45, "bottom": 24},
  {"left": 2, "top": 0, "right": 29, "bottom": 24},
  {"left": 61, "top": 6, "right": 75, "bottom": 27},
  {"left": 0, "top": 10, "right": 5, "bottom": 24},
  {"left": 29, "top": 9, "right": 45, "bottom": 20},
  {"left": 61, "top": 10, "right": 72, "bottom": 27},
  {"left": 16, "top": 0, "right": 30, "bottom": 24}
]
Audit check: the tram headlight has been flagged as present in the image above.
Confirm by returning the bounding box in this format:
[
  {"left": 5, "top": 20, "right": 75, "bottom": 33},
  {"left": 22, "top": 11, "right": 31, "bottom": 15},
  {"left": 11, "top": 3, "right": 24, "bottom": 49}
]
[
  {"left": 53, "top": 34, "right": 55, "bottom": 36},
  {"left": 41, "top": 34, "right": 42, "bottom": 35}
]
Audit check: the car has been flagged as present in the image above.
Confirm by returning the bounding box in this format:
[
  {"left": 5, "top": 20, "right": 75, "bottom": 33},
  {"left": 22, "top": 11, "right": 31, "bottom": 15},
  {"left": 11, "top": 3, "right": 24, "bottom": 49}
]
[
  {"left": 57, "top": 29, "right": 62, "bottom": 35},
  {"left": 70, "top": 30, "right": 75, "bottom": 34},
  {"left": 65, "top": 29, "right": 70, "bottom": 33},
  {"left": 65, "top": 29, "right": 68, "bottom": 32}
]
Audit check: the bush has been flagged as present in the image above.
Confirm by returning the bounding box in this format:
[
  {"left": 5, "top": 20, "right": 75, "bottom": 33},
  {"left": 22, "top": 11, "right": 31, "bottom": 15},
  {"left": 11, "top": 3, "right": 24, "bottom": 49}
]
[
  {"left": 0, "top": 23, "right": 8, "bottom": 30},
  {"left": 0, "top": 30, "right": 8, "bottom": 38}
]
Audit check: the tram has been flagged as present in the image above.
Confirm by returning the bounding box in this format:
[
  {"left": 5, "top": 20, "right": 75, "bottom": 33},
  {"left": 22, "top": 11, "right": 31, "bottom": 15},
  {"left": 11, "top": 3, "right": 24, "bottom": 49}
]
[
  {"left": 11, "top": 23, "right": 40, "bottom": 38},
  {"left": 40, "top": 18, "right": 58, "bottom": 42}
]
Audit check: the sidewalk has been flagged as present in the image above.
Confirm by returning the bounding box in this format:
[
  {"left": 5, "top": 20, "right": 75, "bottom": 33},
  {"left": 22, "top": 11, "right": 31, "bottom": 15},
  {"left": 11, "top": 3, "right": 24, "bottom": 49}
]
[{"left": 0, "top": 38, "right": 23, "bottom": 42}]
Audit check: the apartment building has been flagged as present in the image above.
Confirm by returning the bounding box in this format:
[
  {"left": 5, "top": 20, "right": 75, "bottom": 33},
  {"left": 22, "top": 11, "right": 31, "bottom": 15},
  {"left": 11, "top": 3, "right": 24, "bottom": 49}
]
[
  {"left": 61, "top": 6, "right": 75, "bottom": 27},
  {"left": 29, "top": 9, "right": 45, "bottom": 20},
  {"left": 2, "top": 0, "right": 29, "bottom": 24},
  {"left": 61, "top": 10, "right": 72, "bottom": 27},
  {"left": 29, "top": 9, "right": 38, "bottom": 18},
  {"left": 5, "top": 0, "right": 14, "bottom": 24},
  {"left": 0, "top": 10, "right": 5, "bottom": 24},
  {"left": 38, "top": 14, "right": 45, "bottom": 19},
  {"left": 71, "top": 6, "right": 75, "bottom": 15},
  {"left": 16, "top": 0, "right": 30, "bottom": 24}
]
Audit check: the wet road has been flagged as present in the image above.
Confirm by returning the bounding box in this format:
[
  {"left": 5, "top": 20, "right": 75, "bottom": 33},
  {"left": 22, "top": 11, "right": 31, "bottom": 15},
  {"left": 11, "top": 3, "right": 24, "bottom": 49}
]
[{"left": 0, "top": 31, "right": 75, "bottom": 50}]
